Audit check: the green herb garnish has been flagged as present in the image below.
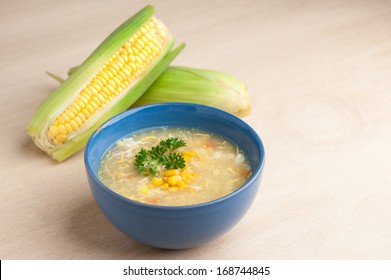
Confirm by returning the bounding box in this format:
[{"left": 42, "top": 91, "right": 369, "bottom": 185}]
[{"left": 135, "top": 137, "right": 186, "bottom": 176}]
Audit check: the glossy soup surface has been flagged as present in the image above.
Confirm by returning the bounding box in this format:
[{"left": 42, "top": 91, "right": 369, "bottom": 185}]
[{"left": 98, "top": 127, "right": 252, "bottom": 206}]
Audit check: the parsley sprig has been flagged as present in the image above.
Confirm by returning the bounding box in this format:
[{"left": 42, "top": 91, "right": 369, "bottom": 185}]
[{"left": 135, "top": 137, "right": 186, "bottom": 176}]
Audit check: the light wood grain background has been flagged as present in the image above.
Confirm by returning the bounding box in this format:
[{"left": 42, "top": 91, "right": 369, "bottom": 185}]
[{"left": 1, "top": 0, "right": 391, "bottom": 259}]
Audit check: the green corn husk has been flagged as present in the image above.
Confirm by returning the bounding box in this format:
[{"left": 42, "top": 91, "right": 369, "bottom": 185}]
[
  {"left": 132, "top": 66, "right": 250, "bottom": 117},
  {"left": 27, "top": 5, "right": 185, "bottom": 162}
]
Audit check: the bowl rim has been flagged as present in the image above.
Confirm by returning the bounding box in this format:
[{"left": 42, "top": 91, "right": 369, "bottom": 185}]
[{"left": 84, "top": 102, "right": 265, "bottom": 210}]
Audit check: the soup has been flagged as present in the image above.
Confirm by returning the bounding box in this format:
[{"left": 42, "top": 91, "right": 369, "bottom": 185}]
[{"left": 98, "top": 127, "right": 252, "bottom": 206}]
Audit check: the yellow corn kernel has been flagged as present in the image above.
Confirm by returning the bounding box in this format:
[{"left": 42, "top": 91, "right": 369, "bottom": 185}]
[
  {"left": 55, "top": 134, "right": 67, "bottom": 143},
  {"left": 65, "top": 110, "right": 75, "bottom": 119},
  {"left": 163, "top": 183, "right": 169, "bottom": 189},
  {"left": 61, "top": 112, "right": 71, "bottom": 123},
  {"left": 176, "top": 180, "right": 186, "bottom": 188},
  {"left": 64, "top": 123, "right": 73, "bottom": 133},
  {"left": 164, "top": 169, "right": 178, "bottom": 177},
  {"left": 182, "top": 151, "right": 197, "bottom": 157},
  {"left": 167, "top": 175, "right": 180, "bottom": 186},
  {"left": 152, "top": 177, "right": 163, "bottom": 186},
  {"left": 182, "top": 155, "right": 190, "bottom": 162},
  {"left": 49, "top": 126, "right": 58, "bottom": 137},
  {"left": 74, "top": 116, "right": 83, "bottom": 126},
  {"left": 58, "top": 125, "right": 67, "bottom": 135},
  {"left": 56, "top": 116, "right": 65, "bottom": 125},
  {"left": 69, "top": 120, "right": 79, "bottom": 130},
  {"left": 182, "top": 174, "right": 194, "bottom": 183}
]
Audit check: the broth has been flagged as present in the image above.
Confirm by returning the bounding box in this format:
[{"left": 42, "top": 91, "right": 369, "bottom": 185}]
[{"left": 98, "top": 127, "right": 252, "bottom": 206}]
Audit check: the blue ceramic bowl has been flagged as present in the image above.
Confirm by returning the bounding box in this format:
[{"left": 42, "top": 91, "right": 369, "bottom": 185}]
[{"left": 85, "top": 103, "right": 265, "bottom": 249}]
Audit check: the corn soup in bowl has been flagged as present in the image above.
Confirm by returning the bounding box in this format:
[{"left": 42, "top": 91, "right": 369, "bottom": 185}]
[{"left": 85, "top": 103, "right": 265, "bottom": 249}]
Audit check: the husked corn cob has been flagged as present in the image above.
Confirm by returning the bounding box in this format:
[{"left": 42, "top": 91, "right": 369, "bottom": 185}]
[
  {"left": 27, "top": 5, "right": 185, "bottom": 161},
  {"left": 48, "top": 17, "right": 168, "bottom": 145}
]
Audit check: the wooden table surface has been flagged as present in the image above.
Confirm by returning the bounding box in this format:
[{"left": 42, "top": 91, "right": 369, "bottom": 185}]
[{"left": 1, "top": 0, "right": 391, "bottom": 259}]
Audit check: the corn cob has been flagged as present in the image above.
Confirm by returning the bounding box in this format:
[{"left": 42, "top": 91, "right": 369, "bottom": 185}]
[
  {"left": 132, "top": 66, "right": 250, "bottom": 117},
  {"left": 49, "top": 66, "right": 251, "bottom": 117},
  {"left": 27, "top": 5, "right": 185, "bottom": 162}
]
